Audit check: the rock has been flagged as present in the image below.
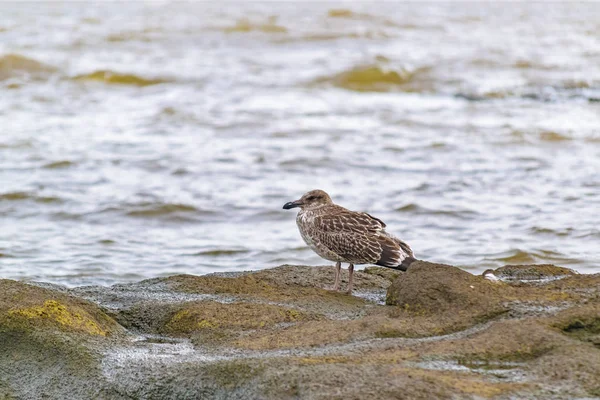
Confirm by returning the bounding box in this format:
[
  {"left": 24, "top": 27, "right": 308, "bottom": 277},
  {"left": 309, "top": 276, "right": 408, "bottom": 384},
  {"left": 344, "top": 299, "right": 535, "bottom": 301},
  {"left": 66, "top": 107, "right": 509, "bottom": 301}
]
[
  {"left": 1, "top": 264, "right": 600, "bottom": 399},
  {"left": 163, "top": 301, "right": 320, "bottom": 347},
  {"left": 490, "top": 264, "right": 577, "bottom": 282},
  {"left": 0, "top": 279, "right": 126, "bottom": 399},
  {"left": 363, "top": 266, "right": 402, "bottom": 282},
  {"left": 550, "top": 304, "right": 600, "bottom": 348},
  {"left": 159, "top": 265, "right": 384, "bottom": 319},
  {"left": 386, "top": 261, "right": 511, "bottom": 322},
  {"left": 0, "top": 279, "right": 122, "bottom": 337}
]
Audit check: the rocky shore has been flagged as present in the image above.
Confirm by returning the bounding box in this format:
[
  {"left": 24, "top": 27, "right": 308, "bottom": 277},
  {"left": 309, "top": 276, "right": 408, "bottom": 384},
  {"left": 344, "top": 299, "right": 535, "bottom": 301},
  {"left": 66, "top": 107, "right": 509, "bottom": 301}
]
[{"left": 1, "top": 261, "right": 599, "bottom": 399}]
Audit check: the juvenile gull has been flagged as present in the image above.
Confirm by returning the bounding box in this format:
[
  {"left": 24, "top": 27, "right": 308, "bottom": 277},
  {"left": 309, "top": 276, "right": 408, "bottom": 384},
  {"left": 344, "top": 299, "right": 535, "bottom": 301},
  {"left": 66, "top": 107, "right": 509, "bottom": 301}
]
[{"left": 283, "top": 189, "right": 415, "bottom": 293}]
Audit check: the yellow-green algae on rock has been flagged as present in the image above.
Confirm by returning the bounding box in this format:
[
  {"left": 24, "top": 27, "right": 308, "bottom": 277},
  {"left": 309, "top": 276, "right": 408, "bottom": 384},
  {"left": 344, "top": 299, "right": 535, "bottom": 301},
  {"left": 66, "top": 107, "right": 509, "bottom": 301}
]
[
  {"left": 8, "top": 300, "right": 107, "bottom": 336},
  {"left": 0, "top": 280, "right": 125, "bottom": 400}
]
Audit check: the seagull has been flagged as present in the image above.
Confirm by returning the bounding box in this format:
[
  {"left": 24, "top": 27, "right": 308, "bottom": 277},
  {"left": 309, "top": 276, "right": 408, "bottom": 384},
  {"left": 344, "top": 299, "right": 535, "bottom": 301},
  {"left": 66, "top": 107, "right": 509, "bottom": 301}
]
[{"left": 283, "top": 189, "right": 415, "bottom": 293}]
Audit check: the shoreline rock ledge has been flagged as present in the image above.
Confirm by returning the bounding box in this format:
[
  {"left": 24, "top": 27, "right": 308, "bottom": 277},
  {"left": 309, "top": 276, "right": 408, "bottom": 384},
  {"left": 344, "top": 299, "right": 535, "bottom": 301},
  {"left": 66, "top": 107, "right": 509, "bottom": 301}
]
[{"left": 1, "top": 261, "right": 599, "bottom": 399}]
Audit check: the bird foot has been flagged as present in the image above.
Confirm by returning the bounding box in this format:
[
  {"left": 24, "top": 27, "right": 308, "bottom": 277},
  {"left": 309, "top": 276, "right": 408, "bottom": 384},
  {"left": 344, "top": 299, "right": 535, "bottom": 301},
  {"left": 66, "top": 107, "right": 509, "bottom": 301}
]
[{"left": 327, "top": 285, "right": 341, "bottom": 292}]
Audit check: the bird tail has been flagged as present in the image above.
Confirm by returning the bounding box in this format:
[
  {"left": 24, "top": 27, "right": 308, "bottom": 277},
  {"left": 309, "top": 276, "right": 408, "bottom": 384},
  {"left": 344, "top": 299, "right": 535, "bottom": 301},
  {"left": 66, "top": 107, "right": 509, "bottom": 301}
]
[
  {"left": 375, "top": 235, "right": 417, "bottom": 272},
  {"left": 385, "top": 256, "right": 417, "bottom": 272}
]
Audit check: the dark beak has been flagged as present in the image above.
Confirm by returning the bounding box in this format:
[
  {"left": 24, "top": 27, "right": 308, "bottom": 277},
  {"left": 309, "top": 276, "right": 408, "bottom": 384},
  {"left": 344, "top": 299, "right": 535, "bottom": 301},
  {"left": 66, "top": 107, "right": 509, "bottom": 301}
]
[{"left": 283, "top": 200, "right": 302, "bottom": 210}]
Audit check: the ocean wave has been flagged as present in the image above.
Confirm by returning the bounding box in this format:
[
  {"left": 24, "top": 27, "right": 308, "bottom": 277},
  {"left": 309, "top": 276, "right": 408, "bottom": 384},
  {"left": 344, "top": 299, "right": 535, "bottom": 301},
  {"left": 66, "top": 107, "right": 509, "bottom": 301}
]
[
  {"left": 507, "top": 130, "right": 588, "bottom": 145},
  {"left": 154, "top": 107, "right": 204, "bottom": 126},
  {"left": 575, "top": 230, "right": 600, "bottom": 239},
  {"left": 72, "top": 70, "right": 170, "bottom": 86},
  {"left": 187, "top": 249, "right": 249, "bottom": 257},
  {"left": 314, "top": 64, "right": 431, "bottom": 92},
  {"left": 326, "top": 8, "right": 398, "bottom": 27},
  {"left": 0, "top": 140, "right": 34, "bottom": 149},
  {"left": 327, "top": 9, "right": 356, "bottom": 18},
  {"left": 278, "top": 157, "right": 337, "bottom": 169},
  {"left": 43, "top": 160, "right": 76, "bottom": 169},
  {"left": 0, "top": 53, "right": 57, "bottom": 81},
  {"left": 395, "top": 203, "right": 477, "bottom": 219},
  {"left": 222, "top": 17, "right": 287, "bottom": 34},
  {"left": 530, "top": 227, "right": 573, "bottom": 237},
  {"left": 125, "top": 203, "right": 202, "bottom": 218},
  {"left": 171, "top": 168, "right": 192, "bottom": 176},
  {"left": 538, "top": 131, "right": 572, "bottom": 142},
  {"left": 243, "top": 209, "right": 290, "bottom": 222},
  {"left": 456, "top": 82, "right": 600, "bottom": 103},
  {"left": 50, "top": 211, "right": 83, "bottom": 221},
  {"left": 51, "top": 202, "right": 218, "bottom": 222},
  {"left": 274, "top": 31, "right": 391, "bottom": 43},
  {"left": 488, "top": 249, "right": 580, "bottom": 265},
  {"left": 0, "top": 191, "right": 63, "bottom": 203},
  {"left": 105, "top": 27, "right": 164, "bottom": 43}
]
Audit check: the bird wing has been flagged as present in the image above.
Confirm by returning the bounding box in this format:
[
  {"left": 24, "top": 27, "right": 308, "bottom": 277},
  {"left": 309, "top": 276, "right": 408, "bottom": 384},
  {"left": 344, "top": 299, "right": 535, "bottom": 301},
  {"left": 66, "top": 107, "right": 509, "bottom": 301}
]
[
  {"left": 311, "top": 208, "right": 412, "bottom": 265},
  {"left": 311, "top": 209, "right": 387, "bottom": 264},
  {"left": 313, "top": 228, "right": 382, "bottom": 264},
  {"left": 313, "top": 209, "right": 386, "bottom": 234}
]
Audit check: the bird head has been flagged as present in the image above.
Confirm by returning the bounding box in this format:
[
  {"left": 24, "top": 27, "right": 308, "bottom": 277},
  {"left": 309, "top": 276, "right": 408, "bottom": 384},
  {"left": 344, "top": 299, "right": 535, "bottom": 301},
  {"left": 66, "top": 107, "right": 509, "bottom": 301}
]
[{"left": 283, "top": 189, "right": 333, "bottom": 210}]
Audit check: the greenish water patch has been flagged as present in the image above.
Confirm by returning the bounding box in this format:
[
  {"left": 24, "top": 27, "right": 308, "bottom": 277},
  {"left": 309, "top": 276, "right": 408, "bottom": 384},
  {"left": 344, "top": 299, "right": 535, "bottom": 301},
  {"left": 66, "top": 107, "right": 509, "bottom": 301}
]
[
  {"left": 315, "top": 64, "right": 429, "bottom": 92},
  {"left": 223, "top": 17, "right": 287, "bottom": 34},
  {"left": 73, "top": 70, "right": 169, "bottom": 86},
  {"left": 326, "top": 8, "right": 398, "bottom": 27},
  {"left": 395, "top": 203, "right": 477, "bottom": 219},
  {"left": 43, "top": 160, "right": 75, "bottom": 169},
  {"left": 489, "top": 249, "right": 579, "bottom": 265},
  {"left": 0, "top": 54, "right": 57, "bottom": 80},
  {"left": 530, "top": 226, "right": 573, "bottom": 237},
  {"left": 126, "top": 203, "right": 199, "bottom": 217},
  {"left": 0, "top": 192, "right": 63, "bottom": 203},
  {"left": 539, "top": 131, "right": 572, "bottom": 142},
  {"left": 191, "top": 249, "right": 250, "bottom": 257},
  {"left": 0, "top": 140, "right": 34, "bottom": 149}
]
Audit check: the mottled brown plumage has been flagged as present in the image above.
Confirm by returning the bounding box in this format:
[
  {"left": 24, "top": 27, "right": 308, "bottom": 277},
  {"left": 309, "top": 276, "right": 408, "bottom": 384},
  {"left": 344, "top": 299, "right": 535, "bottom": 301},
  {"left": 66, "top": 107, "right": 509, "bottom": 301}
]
[{"left": 283, "top": 189, "right": 415, "bottom": 293}]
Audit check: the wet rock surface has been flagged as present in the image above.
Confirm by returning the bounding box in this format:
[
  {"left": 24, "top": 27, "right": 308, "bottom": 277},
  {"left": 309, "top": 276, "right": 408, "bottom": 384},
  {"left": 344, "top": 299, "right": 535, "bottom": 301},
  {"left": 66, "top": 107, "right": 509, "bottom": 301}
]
[
  {"left": 486, "top": 264, "right": 578, "bottom": 283},
  {"left": 1, "top": 262, "right": 600, "bottom": 399}
]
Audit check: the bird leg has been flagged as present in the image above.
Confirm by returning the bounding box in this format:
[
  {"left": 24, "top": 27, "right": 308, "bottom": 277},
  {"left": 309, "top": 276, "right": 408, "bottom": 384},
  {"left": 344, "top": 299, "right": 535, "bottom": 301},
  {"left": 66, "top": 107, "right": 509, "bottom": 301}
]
[
  {"left": 346, "top": 264, "right": 354, "bottom": 294},
  {"left": 330, "top": 261, "right": 341, "bottom": 291}
]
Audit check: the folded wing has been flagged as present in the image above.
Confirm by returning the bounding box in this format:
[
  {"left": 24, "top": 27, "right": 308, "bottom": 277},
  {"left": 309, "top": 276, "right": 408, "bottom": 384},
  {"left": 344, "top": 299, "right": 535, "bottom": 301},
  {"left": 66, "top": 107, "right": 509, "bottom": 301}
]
[{"left": 312, "top": 209, "right": 411, "bottom": 265}]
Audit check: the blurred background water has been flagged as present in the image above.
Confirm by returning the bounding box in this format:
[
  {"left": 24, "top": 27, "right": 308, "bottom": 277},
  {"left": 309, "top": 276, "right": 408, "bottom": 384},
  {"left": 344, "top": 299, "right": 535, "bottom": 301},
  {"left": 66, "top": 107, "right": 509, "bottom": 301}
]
[{"left": 1, "top": 2, "right": 599, "bottom": 286}]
